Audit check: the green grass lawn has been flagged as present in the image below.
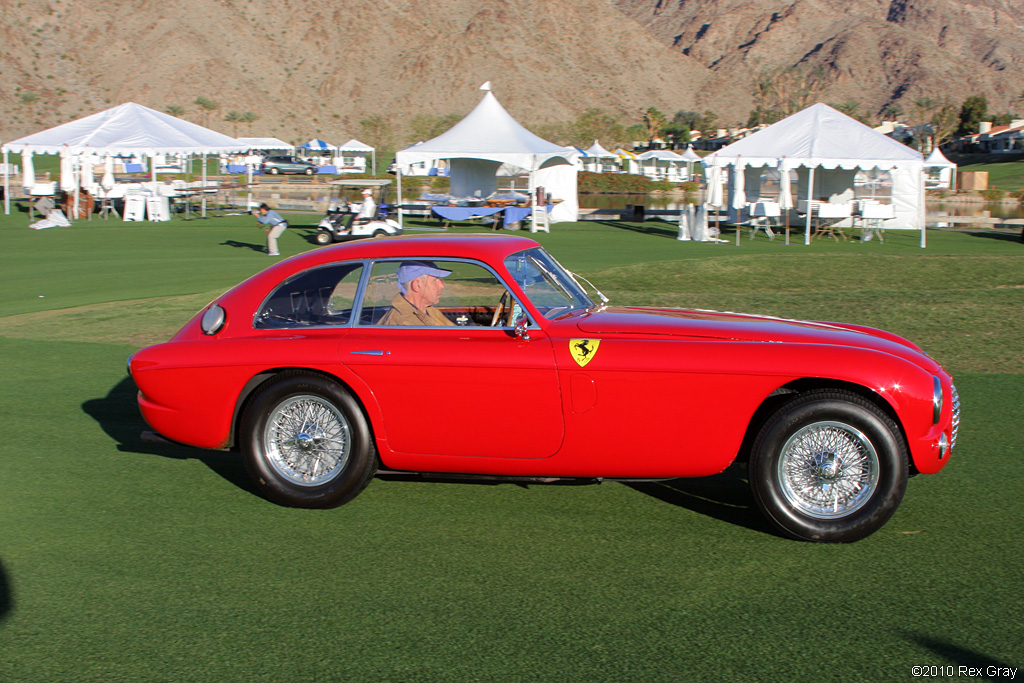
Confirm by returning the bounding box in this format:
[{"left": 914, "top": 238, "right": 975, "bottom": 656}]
[
  {"left": 1, "top": 206, "right": 1022, "bottom": 682},
  {"left": 951, "top": 153, "right": 1024, "bottom": 191}
]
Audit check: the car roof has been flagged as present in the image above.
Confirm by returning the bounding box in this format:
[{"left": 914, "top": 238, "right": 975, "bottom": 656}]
[{"left": 291, "top": 234, "right": 543, "bottom": 268}]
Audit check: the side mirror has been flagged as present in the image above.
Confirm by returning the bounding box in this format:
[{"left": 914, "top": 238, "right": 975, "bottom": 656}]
[{"left": 514, "top": 315, "right": 531, "bottom": 341}]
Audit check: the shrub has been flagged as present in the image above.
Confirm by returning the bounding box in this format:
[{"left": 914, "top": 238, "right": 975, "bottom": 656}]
[
  {"left": 1010, "top": 188, "right": 1024, "bottom": 203},
  {"left": 578, "top": 172, "right": 653, "bottom": 194},
  {"left": 980, "top": 188, "right": 1006, "bottom": 201}
]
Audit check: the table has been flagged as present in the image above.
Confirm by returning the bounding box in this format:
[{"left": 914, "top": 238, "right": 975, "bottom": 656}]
[
  {"left": 430, "top": 204, "right": 550, "bottom": 230},
  {"left": 798, "top": 200, "right": 853, "bottom": 241},
  {"left": 746, "top": 201, "right": 781, "bottom": 240}
]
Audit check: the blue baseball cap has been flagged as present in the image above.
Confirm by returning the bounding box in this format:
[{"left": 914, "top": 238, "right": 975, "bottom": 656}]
[{"left": 396, "top": 261, "right": 452, "bottom": 293}]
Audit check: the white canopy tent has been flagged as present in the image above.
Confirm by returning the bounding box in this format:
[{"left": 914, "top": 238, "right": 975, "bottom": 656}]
[
  {"left": 679, "top": 146, "right": 702, "bottom": 181},
  {"left": 2, "top": 102, "right": 247, "bottom": 216},
  {"left": 924, "top": 147, "right": 957, "bottom": 190},
  {"left": 703, "top": 103, "right": 926, "bottom": 246},
  {"left": 582, "top": 140, "right": 619, "bottom": 174},
  {"left": 236, "top": 137, "right": 294, "bottom": 153},
  {"left": 335, "top": 139, "right": 376, "bottom": 175},
  {"left": 394, "top": 87, "right": 579, "bottom": 225},
  {"left": 635, "top": 149, "right": 688, "bottom": 182}
]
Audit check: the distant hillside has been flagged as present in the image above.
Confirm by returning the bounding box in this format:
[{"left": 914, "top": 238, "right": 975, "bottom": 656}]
[
  {"left": 0, "top": 0, "right": 717, "bottom": 146},
  {"left": 614, "top": 0, "right": 1024, "bottom": 122},
  {"left": 3, "top": 0, "right": 1023, "bottom": 148}
]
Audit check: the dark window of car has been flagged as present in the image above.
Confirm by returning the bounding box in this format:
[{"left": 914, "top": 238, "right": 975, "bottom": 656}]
[
  {"left": 255, "top": 263, "right": 364, "bottom": 328},
  {"left": 359, "top": 259, "right": 520, "bottom": 327}
]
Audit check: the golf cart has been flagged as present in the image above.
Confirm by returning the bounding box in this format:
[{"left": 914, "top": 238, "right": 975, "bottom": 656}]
[{"left": 315, "top": 179, "right": 403, "bottom": 244}]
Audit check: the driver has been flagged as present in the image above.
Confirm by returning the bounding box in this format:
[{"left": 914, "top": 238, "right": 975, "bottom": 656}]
[
  {"left": 378, "top": 261, "right": 455, "bottom": 326},
  {"left": 350, "top": 188, "right": 377, "bottom": 222}
]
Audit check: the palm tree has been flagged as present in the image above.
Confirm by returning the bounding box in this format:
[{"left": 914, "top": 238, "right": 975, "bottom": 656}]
[
  {"left": 19, "top": 91, "right": 41, "bottom": 124},
  {"left": 224, "top": 110, "right": 243, "bottom": 137},
  {"left": 193, "top": 96, "right": 219, "bottom": 127}
]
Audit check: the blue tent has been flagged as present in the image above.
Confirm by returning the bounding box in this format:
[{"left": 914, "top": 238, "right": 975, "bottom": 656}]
[{"left": 298, "top": 139, "right": 335, "bottom": 152}]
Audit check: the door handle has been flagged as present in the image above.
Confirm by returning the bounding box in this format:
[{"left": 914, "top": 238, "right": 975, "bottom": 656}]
[{"left": 349, "top": 350, "right": 390, "bottom": 356}]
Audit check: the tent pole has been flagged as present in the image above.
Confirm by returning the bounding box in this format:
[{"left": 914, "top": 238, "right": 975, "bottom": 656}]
[
  {"left": 202, "top": 153, "right": 208, "bottom": 218},
  {"left": 804, "top": 167, "right": 815, "bottom": 245},
  {"left": 396, "top": 168, "right": 404, "bottom": 230},
  {"left": 3, "top": 150, "right": 9, "bottom": 215},
  {"left": 920, "top": 167, "right": 926, "bottom": 248}
]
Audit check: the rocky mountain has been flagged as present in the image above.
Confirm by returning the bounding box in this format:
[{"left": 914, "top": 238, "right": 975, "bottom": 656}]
[
  {"left": 2, "top": 0, "right": 1023, "bottom": 147},
  {"left": 0, "top": 0, "right": 717, "bottom": 145},
  {"left": 614, "top": 0, "right": 1024, "bottom": 123}
]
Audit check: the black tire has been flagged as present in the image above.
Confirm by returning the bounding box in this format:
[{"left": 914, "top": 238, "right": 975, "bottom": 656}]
[
  {"left": 372, "top": 229, "right": 388, "bottom": 238},
  {"left": 749, "top": 389, "right": 908, "bottom": 542},
  {"left": 268, "top": 167, "right": 280, "bottom": 175},
  {"left": 315, "top": 230, "right": 333, "bottom": 245},
  {"left": 239, "top": 372, "right": 377, "bottom": 508},
  {"left": 304, "top": 167, "right": 315, "bottom": 176}
]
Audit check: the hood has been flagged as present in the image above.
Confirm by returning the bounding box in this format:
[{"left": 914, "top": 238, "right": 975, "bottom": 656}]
[{"left": 573, "top": 306, "right": 932, "bottom": 363}]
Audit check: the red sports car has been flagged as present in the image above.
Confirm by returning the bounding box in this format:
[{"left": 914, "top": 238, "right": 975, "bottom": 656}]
[{"left": 129, "top": 234, "right": 960, "bottom": 542}]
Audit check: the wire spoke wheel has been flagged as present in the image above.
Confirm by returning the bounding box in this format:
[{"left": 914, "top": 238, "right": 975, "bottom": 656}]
[
  {"left": 777, "top": 421, "right": 878, "bottom": 519},
  {"left": 241, "top": 372, "right": 377, "bottom": 508},
  {"left": 750, "top": 390, "right": 908, "bottom": 542},
  {"left": 264, "top": 395, "right": 351, "bottom": 486}
]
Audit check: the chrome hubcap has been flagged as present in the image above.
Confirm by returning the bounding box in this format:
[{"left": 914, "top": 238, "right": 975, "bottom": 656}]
[
  {"left": 778, "top": 421, "right": 878, "bottom": 519},
  {"left": 264, "top": 395, "right": 351, "bottom": 487}
]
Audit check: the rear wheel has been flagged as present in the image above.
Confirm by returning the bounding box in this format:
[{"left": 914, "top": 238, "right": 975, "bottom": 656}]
[
  {"left": 268, "top": 167, "right": 280, "bottom": 175},
  {"left": 749, "top": 389, "right": 908, "bottom": 542},
  {"left": 240, "top": 372, "right": 376, "bottom": 508},
  {"left": 315, "top": 230, "right": 333, "bottom": 245}
]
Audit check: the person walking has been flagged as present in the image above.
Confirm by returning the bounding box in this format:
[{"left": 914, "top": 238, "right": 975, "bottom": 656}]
[{"left": 253, "top": 203, "right": 288, "bottom": 256}]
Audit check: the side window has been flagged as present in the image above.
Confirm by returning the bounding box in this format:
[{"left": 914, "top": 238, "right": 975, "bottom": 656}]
[
  {"left": 255, "top": 263, "right": 363, "bottom": 328},
  {"left": 359, "top": 260, "right": 516, "bottom": 327}
]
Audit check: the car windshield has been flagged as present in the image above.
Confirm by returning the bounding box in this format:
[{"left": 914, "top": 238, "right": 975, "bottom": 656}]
[{"left": 504, "top": 248, "right": 594, "bottom": 319}]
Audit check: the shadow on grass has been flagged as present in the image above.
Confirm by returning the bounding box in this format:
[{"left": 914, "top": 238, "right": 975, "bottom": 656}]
[
  {"left": 965, "top": 229, "right": 1024, "bottom": 244},
  {"left": 82, "top": 377, "right": 257, "bottom": 497},
  {"left": 221, "top": 239, "right": 266, "bottom": 252},
  {"left": 909, "top": 635, "right": 1016, "bottom": 680},
  {"left": 595, "top": 220, "right": 682, "bottom": 240},
  {"left": 0, "top": 558, "right": 11, "bottom": 624},
  {"left": 625, "top": 463, "right": 778, "bottom": 537}
]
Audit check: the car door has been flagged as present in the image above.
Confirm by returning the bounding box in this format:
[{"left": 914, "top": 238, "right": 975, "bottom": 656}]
[{"left": 341, "top": 259, "right": 563, "bottom": 459}]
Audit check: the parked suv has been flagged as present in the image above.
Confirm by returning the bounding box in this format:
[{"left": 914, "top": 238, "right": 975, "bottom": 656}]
[{"left": 260, "top": 155, "right": 318, "bottom": 175}]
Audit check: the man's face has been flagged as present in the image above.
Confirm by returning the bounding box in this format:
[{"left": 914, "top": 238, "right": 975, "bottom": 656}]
[{"left": 421, "top": 275, "right": 445, "bottom": 306}]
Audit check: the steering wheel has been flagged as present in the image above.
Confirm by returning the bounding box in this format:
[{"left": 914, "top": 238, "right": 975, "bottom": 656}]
[{"left": 490, "top": 292, "right": 508, "bottom": 327}]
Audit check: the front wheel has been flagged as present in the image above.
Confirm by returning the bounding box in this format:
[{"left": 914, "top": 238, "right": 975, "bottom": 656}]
[
  {"left": 304, "top": 167, "right": 315, "bottom": 176},
  {"left": 239, "top": 372, "right": 377, "bottom": 508},
  {"left": 749, "top": 389, "right": 908, "bottom": 542}
]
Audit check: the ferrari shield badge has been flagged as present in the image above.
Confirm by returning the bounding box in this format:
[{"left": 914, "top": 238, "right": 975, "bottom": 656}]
[{"left": 570, "top": 339, "right": 600, "bottom": 367}]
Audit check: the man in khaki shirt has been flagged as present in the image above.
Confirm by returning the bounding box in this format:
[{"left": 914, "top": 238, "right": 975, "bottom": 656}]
[{"left": 378, "top": 261, "right": 455, "bottom": 326}]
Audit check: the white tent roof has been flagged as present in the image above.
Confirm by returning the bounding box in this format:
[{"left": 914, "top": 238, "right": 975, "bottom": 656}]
[
  {"left": 679, "top": 147, "right": 702, "bottom": 162},
  {"left": 1, "top": 102, "right": 247, "bottom": 155},
  {"left": 336, "top": 139, "right": 374, "bottom": 152},
  {"left": 584, "top": 141, "right": 615, "bottom": 158},
  {"left": 636, "top": 149, "right": 686, "bottom": 161},
  {"left": 237, "top": 137, "right": 293, "bottom": 152},
  {"left": 924, "top": 147, "right": 956, "bottom": 168},
  {"left": 395, "top": 92, "right": 574, "bottom": 171},
  {"left": 704, "top": 103, "right": 923, "bottom": 170}
]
